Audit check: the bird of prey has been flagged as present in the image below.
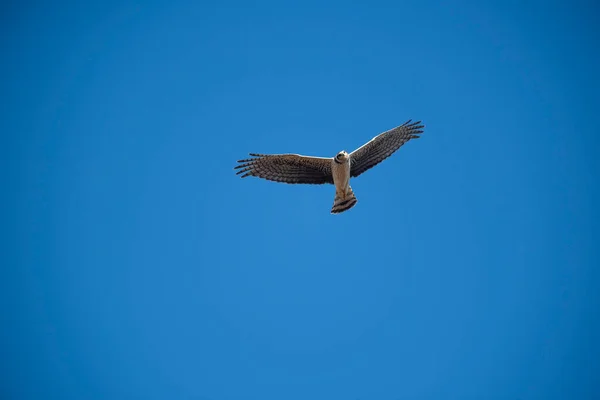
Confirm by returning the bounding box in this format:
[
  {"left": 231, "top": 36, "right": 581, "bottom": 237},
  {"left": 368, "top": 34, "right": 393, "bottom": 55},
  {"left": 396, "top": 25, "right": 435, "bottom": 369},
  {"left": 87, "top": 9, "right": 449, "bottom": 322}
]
[{"left": 235, "top": 120, "right": 424, "bottom": 214}]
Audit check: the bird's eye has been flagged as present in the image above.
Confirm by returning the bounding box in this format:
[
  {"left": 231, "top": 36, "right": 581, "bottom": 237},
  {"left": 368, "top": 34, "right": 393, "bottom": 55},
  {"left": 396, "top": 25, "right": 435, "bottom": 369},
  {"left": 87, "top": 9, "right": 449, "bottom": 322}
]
[{"left": 337, "top": 154, "right": 343, "bottom": 158}]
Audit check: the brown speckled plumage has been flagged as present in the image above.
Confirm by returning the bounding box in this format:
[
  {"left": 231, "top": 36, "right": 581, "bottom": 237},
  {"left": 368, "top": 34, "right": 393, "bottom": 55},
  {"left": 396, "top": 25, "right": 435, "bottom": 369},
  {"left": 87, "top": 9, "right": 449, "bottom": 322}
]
[{"left": 235, "top": 119, "right": 424, "bottom": 214}]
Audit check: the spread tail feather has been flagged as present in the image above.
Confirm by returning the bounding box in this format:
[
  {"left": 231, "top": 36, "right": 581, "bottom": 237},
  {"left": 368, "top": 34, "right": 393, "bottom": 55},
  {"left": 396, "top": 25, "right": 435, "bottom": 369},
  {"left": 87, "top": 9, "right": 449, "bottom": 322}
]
[{"left": 331, "top": 187, "right": 358, "bottom": 214}]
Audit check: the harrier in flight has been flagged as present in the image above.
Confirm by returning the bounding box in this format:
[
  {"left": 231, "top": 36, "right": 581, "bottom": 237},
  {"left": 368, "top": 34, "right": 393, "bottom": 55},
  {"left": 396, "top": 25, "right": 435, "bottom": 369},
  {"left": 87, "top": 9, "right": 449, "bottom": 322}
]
[{"left": 235, "top": 120, "right": 424, "bottom": 214}]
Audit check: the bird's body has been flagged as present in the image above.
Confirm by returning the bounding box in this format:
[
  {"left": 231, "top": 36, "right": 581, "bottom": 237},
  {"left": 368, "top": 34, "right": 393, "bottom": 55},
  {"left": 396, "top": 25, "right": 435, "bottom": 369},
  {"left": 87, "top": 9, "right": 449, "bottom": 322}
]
[
  {"left": 330, "top": 151, "right": 357, "bottom": 213},
  {"left": 235, "top": 120, "right": 424, "bottom": 214}
]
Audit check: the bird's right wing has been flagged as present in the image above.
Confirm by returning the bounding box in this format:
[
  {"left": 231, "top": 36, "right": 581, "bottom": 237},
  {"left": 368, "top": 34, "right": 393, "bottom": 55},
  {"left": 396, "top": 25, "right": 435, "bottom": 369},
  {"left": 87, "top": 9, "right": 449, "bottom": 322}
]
[{"left": 235, "top": 153, "right": 334, "bottom": 184}]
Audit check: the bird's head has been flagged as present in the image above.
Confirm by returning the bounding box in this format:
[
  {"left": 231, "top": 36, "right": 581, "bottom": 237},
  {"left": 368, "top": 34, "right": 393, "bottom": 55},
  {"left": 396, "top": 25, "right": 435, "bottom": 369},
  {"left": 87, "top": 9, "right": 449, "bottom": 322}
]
[{"left": 336, "top": 151, "right": 349, "bottom": 162}]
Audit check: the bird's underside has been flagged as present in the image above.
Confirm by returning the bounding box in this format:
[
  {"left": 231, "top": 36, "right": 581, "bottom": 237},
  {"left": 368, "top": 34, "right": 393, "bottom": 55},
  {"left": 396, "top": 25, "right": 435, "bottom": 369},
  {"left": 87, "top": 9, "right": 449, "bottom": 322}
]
[{"left": 234, "top": 119, "right": 424, "bottom": 214}]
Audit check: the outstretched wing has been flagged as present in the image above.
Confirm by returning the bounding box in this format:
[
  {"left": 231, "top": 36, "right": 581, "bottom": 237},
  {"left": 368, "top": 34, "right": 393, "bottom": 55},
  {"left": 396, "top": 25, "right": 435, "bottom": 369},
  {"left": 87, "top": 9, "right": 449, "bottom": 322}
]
[
  {"left": 235, "top": 153, "right": 334, "bottom": 184},
  {"left": 349, "top": 120, "right": 424, "bottom": 178}
]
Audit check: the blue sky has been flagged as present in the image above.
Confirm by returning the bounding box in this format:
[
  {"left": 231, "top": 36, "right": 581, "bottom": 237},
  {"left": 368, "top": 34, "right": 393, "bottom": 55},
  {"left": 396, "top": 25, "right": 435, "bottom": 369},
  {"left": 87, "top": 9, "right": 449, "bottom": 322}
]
[{"left": 3, "top": 1, "right": 599, "bottom": 399}]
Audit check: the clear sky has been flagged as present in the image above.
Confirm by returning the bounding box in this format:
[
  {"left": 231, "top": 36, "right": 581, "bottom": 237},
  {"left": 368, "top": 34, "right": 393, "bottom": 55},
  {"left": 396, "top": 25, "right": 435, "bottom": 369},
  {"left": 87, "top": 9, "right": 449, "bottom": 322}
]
[{"left": 3, "top": 1, "right": 599, "bottom": 399}]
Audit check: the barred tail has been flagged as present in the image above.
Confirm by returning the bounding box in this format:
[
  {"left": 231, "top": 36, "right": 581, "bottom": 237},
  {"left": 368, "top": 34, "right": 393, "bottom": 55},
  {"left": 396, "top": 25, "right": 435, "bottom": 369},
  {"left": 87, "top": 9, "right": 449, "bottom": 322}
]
[{"left": 331, "top": 187, "right": 358, "bottom": 214}]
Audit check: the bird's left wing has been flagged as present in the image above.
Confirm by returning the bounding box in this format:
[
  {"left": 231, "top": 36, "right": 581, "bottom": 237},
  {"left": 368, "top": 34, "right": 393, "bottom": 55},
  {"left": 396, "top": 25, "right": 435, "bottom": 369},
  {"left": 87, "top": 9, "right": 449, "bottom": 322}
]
[
  {"left": 349, "top": 120, "right": 424, "bottom": 178},
  {"left": 235, "top": 153, "right": 334, "bottom": 184}
]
